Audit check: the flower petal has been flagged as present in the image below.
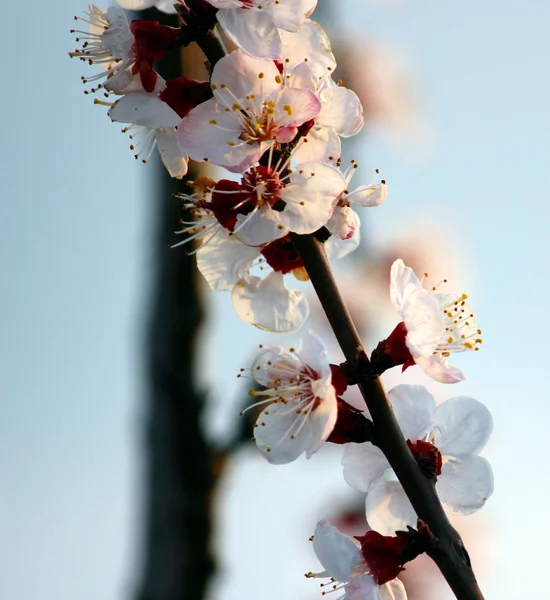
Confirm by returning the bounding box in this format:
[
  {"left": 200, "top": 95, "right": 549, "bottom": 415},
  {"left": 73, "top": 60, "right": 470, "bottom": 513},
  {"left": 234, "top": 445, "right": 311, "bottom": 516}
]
[
  {"left": 278, "top": 161, "right": 345, "bottom": 234},
  {"left": 312, "top": 520, "right": 363, "bottom": 583},
  {"left": 433, "top": 396, "right": 493, "bottom": 456},
  {"left": 196, "top": 230, "right": 260, "bottom": 291},
  {"left": 379, "top": 579, "right": 407, "bottom": 600},
  {"left": 292, "top": 126, "right": 341, "bottom": 164},
  {"left": 270, "top": 0, "right": 317, "bottom": 32},
  {"left": 317, "top": 85, "right": 364, "bottom": 137},
  {"left": 325, "top": 228, "right": 360, "bottom": 260},
  {"left": 233, "top": 208, "right": 288, "bottom": 246},
  {"left": 342, "top": 443, "right": 389, "bottom": 493},
  {"left": 437, "top": 456, "right": 494, "bottom": 515},
  {"left": 366, "top": 481, "right": 417, "bottom": 535},
  {"left": 388, "top": 384, "right": 436, "bottom": 441},
  {"left": 344, "top": 574, "right": 380, "bottom": 600},
  {"left": 414, "top": 355, "right": 465, "bottom": 384},
  {"left": 154, "top": 128, "right": 188, "bottom": 178},
  {"left": 280, "top": 20, "right": 336, "bottom": 81},
  {"left": 347, "top": 182, "right": 388, "bottom": 207},
  {"left": 217, "top": 9, "right": 282, "bottom": 59},
  {"left": 231, "top": 272, "right": 308, "bottom": 332},
  {"left": 253, "top": 400, "right": 315, "bottom": 464},
  {"left": 108, "top": 93, "right": 181, "bottom": 128},
  {"left": 274, "top": 87, "right": 322, "bottom": 127}
]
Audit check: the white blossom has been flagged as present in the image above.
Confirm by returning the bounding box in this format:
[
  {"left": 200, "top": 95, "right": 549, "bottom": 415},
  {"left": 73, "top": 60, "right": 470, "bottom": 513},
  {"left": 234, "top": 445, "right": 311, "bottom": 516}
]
[
  {"left": 306, "top": 520, "right": 407, "bottom": 600},
  {"left": 177, "top": 50, "right": 321, "bottom": 172},
  {"left": 342, "top": 385, "right": 494, "bottom": 535},
  {"left": 242, "top": 331, "right": 337, "bottom": 463},
  {"left": 208, "top": 0, "right": 317, "bottom": 60},
  {"left": 390, "top": 259, "right": 483, "bottom": 383}
]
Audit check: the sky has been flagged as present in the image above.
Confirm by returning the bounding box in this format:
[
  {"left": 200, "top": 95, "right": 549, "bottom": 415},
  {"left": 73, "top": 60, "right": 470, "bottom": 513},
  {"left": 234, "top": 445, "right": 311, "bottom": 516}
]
[{"left": 2, "top": 0, "right": 549, "bottom": 599}]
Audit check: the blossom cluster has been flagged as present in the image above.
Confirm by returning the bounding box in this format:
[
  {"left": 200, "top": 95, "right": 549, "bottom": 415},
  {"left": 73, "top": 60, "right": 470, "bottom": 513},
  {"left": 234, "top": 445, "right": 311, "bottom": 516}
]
[{"left": 71, "top": 1, "right": 493, "bottom": 597}]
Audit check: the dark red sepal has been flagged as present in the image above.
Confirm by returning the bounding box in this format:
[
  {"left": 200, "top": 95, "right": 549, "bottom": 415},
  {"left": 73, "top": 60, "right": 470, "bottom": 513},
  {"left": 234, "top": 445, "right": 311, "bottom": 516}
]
[
  {"left": 329, "top": 364, "right": 349, "bottom": 396},
  {"left": 407, "top": 439, "right": 442, "bottom": 478},
  {"left": 370, "top": 321, "right": 416, "bottom": 375},
  {"left": 326, "top": 399, "right": 373, "bottom": 445},
  {"left": 356, "top": 530, "right": 408, "bottom": 585},
  {"left": 210, "top": 180, "right": 254, "bottom": 232},
  {"left": 261, "top": 236, "right": 305, "bottom": 274},
  {"left": 159, "top": 77, "right": 211, "bottom": 118}
]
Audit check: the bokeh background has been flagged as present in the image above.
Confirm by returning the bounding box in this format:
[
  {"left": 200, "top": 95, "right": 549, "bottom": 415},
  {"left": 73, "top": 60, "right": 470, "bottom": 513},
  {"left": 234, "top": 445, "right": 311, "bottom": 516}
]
[{"left": 2, "top": 0, "right": 548, "bottom": 598}]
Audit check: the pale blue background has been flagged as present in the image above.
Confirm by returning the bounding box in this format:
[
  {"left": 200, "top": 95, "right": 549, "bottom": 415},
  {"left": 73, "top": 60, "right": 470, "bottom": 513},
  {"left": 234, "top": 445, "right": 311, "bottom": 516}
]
[{"left": 2, "top": 0, "right": 548, "bottom": 598}]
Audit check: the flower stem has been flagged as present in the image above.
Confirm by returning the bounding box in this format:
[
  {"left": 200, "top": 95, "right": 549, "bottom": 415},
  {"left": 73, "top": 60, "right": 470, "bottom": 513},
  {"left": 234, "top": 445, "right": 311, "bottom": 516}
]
[{"left": 290, "top": 232, "right": 485, "bottom": 600}]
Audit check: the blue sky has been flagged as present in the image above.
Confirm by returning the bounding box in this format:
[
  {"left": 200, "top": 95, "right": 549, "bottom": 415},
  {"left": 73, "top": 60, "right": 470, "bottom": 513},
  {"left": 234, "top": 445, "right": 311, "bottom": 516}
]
[{"left": 2, "top": 1, "right": 549, "bottom": 598}]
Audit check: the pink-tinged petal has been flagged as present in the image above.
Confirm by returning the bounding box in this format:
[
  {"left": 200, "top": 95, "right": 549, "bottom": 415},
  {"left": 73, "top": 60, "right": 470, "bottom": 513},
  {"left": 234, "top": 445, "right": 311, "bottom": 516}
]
[
  {"left": 154, "top": 128, "right": 188, "bottom": 179},
  {"left": 347, "top": 182, "right": 388, "bottom": 207},
  {"left": 217, "top": 10, "right": 282, "bottom": 59},
  {"left": 278, "top": 161, "right": 345, "bottom": 234},
  {"left": 437, "top": 456, "right": 494, "bottom": 515},
  {"left": 207, "top": 0, "right": 242, "bottom": 7},
  {"left": 326, "top": 206, "right": 359, "bottom": 240},
  {"left": 196, "top": 230, "right": 260, "bottom": 291},
  {"left": 108, "top": 93, "right": 181, "bottom": 128},
  {"left": 306, "top": 382, "right": 337, "bottom": 456},
  {"left": 433, "top": 396, "right": 493, "bottom": 456},
  {"left": 253, "top": 401, "right": 315, "bottom": 464},
  {"left": 231, "top": 272, "right": 308, "bottom": 332},
  {"left": 325, "top": 228, "right": 360, "bottom": 260},
  {"left": 212, "top": 49, "right": 282, "bottom": 100},
  {"left": 379, "top": 579, "right": 407, "bottom": 600},
  {"left": 312, "top": 520, "right": 363, "bottom": 582},
  {"left": 388, "top": 384, "right": 436, "bottom": 441},
  {"left": 115, "top": 0, "right": 176, "bottom": 12},
  {"left": 342, "top": 443, "right": 389, "bottom": 493},
  {"left": 177, "top": 98, "right": 269, "bottom": 171},
  {"left": 270, "top": 0, "right": 317, "bottom": 32},
  {"left": 317, "top": 86, "right": 364, "bottom": 137},
  {"left": 280, "top": 20, "right": 336, "bottom": 81},
  {"left": 233, "top": 208, "right": 288, "bottom": 246},
  {"left": 285, "top": 62, "right": 317, "bottom": 92},
  {"left": 366, "top": 481, "right": 417, "bottom": 536},
  {"left": 275, "top": 125, "right": 298, "bottom": 143},
  {"left": 414, "top": 355, "right": 466, "bottom": 383},
  {"left": 292, "top": 126, "right": 341, "bottom": 163},
  {"left": 345, "top": 575, "right": 380, "bottom": 600},
  {"left": 274, "top": 87, "right": 321, "bottom": 126}
]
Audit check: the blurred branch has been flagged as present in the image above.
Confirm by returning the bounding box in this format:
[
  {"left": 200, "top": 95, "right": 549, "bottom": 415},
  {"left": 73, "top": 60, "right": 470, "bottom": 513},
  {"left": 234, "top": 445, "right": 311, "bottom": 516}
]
[{"left": 134, "top": 8, "right": 215, "bottom": 600}]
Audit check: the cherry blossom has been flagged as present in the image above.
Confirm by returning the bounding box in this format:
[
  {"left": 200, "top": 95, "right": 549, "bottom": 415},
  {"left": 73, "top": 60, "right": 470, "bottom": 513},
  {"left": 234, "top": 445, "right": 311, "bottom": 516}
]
[
  {"left": 342, "top": 385, "right": 494, "bottom": 535},
  {"left": 383, "top": 258, "right": 483, "bottom": 383},
  {"left": 172, "top": 178, "right": 312, "bottom": 331},
  {"left": 241, "top": 331, "right": 337, "bottom": 464},
  {"left": 207, "top": 0, "right": 317, "bottom": 60},
  {"left": 177, "top": 50, "right": 322, "bottom": 172},
  {"left": 306, "top": 520, "right": 407, "bottom": 600},
  {"left": 106, "top": 85, "right": 188, "bottom": 178},
  {"left": 115, "top": 0, "right": 178, "bottom": 14},
  {"left": 70, "top": 4, "right": 135, "bottom": 94}
]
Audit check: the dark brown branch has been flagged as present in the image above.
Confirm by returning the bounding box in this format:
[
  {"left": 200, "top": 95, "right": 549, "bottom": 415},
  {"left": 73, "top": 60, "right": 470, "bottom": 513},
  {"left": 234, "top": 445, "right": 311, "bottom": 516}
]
[
  {"left": 188, "top": 24, "right": 486, "bottom": 600},
  {"left": 290, "top": 233, "right": 485, "bottom": 600}
]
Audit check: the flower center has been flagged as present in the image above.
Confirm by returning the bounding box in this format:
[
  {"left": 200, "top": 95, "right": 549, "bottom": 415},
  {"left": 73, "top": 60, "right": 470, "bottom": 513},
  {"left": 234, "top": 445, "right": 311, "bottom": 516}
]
[{"left": 407, "top": 439, "right": 442, "bottom": 478}]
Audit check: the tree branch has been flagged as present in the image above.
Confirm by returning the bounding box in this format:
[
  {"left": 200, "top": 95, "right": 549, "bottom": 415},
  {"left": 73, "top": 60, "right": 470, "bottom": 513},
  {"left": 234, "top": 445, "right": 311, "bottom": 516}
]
[{"left": 290, "top": 232, "right": 485, "bottom": 600}]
